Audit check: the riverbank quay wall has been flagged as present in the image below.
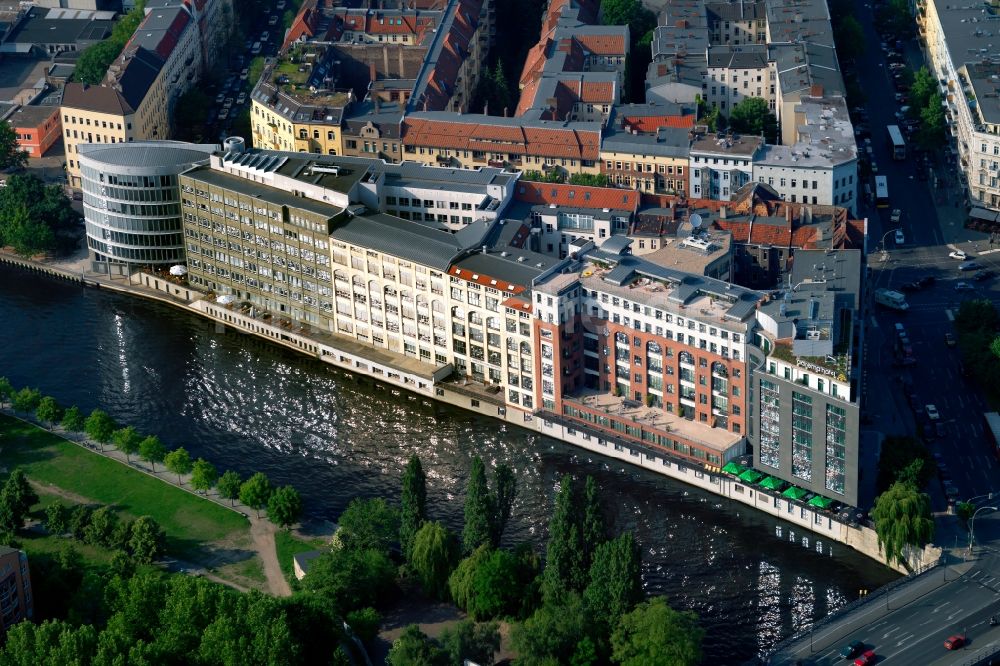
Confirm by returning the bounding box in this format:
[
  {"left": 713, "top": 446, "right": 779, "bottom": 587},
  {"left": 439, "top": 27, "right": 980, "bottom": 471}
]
[{"left": 1, "top": 258, "right": 938, "bottom": 574}]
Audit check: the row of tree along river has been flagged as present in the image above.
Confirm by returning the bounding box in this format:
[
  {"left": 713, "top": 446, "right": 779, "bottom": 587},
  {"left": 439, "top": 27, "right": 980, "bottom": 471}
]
[{"left": 0, "top": 264, "right": 897, "bottom": 662}]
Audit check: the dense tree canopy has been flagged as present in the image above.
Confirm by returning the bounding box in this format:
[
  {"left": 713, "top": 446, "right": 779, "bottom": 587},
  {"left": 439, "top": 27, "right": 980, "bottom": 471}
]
[
  {"left": 611, "top": 596, "right": 704, "bottom": 666},
  {"left": 876, "top": 436, "right": 933, "bottom": 492},
  {"left": 584, "top": 532, "right": 642, "bottom": 626},
  {"left": 463, "top": 457, "right": 495, "bottom": 553},
  {"left": 871, "top": 481, "right": 934, "bottom": 567},
  {"left": 400, "top": 454, "right": 427, "bottom": 561},
  {"left": 410, "top": 521, "right": 458, "bottom": 600},
  {"left": 84, "top": 409, "right": 116, "bottom": 448},
  {"left": 72, "top": 2, "right": 146, "bottom": 85},
  {"left": 239, "top": 472, "right": 273, "bottom": 519},
  {"left": 0, "top": 120, "right": 26, "bottom": 171},
  {"left": 164, "top": 447, "right": 193, "bottom": 485},
  {"left": 302, "top": 547, "right": 396, "bottom": 615},
  {"left": 267, "top": 485, "right": 303, "bottom": 529},
  {"left": 139, "top": 435, "right": 166, "bottom": 472},
  {"left": 728, "top": 97, "right": 779, "bottom": 143},
  {"left": 112, "top": 426, "right": 142, "bottom": 462},
  {"left": 336, "top": 497, "right": 400, "bottom": 553},
  {"left": 0, "top": 174, "right": 79, "bottom": 256}
]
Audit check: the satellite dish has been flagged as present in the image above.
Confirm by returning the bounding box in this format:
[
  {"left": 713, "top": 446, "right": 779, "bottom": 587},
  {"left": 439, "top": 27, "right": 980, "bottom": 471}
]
[{"left": 690, "top": 213, "right": 703, "bottom": 229}]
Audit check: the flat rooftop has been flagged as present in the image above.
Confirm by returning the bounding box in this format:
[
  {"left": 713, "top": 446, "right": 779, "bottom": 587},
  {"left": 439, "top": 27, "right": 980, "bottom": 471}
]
[
  {"left": 182, "top": 164, "right": 345, "bottom": 218},
  {"left": 567, "top": 390, "right": 743, "bottom": 452},
  {"left": 691, "top": 133, "right": 763, "bottom": 157}
]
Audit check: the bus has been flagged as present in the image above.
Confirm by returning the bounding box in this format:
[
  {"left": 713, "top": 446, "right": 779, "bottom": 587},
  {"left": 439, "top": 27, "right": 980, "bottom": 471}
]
[
  {"left": 875, "top": 175, "right": 889, "bottom": 208},
  {"left": 887, "top": 124, "right": 906, "bottom": 160}
]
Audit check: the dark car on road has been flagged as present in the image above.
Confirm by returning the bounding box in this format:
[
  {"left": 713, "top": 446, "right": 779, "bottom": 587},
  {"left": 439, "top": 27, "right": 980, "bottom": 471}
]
[
  {"left": 959, "top": 261, "right": 980, "bottom": 271},
  {"left": 917, "top": 275, "right": 936, "bottom": 287},
  {"left": 841, "top": 640, "right": 866, "bottom": 658},
  {"left": 974, "top": 269, "right": 995, "bottom": 281}
]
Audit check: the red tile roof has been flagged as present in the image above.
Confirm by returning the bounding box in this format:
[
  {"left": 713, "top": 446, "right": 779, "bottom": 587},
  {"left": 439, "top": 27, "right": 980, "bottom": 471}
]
[
  {"left": 622, "top": 113, "right": 696, "bottom": 132},
  {"left": 403, "top": 117, "right": 601, "bottom": 160},
  {"left": 576, "top": 33, "right": 626, "bottom": 55},
  {"left": 515, "top": 181, "right": 639, "bottom": 212}
]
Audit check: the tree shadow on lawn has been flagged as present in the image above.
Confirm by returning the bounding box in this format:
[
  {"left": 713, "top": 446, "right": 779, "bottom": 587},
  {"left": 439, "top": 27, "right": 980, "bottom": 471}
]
[{"left": 0, "top": 441, "right": 59, "bottom": 473}]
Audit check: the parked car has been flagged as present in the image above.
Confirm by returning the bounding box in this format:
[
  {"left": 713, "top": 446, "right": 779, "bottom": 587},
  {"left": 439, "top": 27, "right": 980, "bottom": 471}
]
[
  {"left": 218, "top": 109, "right": 229, "bottom": 120},
  {"left": 841, "top": 641, "right": 866, "bottom": 659},
  {"left": 268, "top": 15, "right": 279, "bottom": 26},
  {"left": 237, "top": 92, "right": 247, "bottom": 105},
  {"left": 955, "top": 281, "right": 974, "bottom": 291},
  {"left": 261, "top": 31, "right": 270, "bottom": 42},
  {"left": 895, "top": 229, "right": 905, "bottom": 245},
  {"left": 240, "top": 68, "right": 249, "bottom": 80},
  {"left": 215, "top": 92, "right": 225, "bottom": 104},
  {"left": 926, "top": 404, "right": 940, "bottom": 420},
  {"left": 944, "top": 635, "right": 966, "bottom": 650}
]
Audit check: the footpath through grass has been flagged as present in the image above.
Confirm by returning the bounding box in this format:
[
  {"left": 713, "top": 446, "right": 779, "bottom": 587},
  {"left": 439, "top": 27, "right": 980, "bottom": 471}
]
[{"left": 0, "top": 414, "right": 249, "bottom": 561}]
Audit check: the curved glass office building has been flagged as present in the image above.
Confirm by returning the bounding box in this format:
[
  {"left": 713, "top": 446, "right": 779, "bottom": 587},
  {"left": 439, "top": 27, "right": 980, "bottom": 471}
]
[{"left": 79, "top": 141, "right": 217, "bottom": 266}]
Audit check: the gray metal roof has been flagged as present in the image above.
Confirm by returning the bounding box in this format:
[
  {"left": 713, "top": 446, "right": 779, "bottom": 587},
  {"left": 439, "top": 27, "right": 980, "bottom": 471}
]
[
  {"left": 77, "top": 141, "right": 217, "bottom": 169},
  {"left": 452, "top": 250, "right": 556, "bottom": 289},
  {"left": 182, "top": 165, "right": 344, "bottom": 218},
  {"left": 789, "top": 248, "right": 862, "bottom": 309},
  {"left": 587, "top": 248, "right": 763, "bottom": 321},
  {"left": 330, "top": 212, "right": 466, "bottom": 270}
]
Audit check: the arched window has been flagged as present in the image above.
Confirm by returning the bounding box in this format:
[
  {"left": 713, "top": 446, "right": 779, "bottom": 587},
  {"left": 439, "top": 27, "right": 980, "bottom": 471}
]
[
  {"left": 679, "top": 351, "right": 694, "bottom": 365},
  {"left": 712, "top": 361, "right": 728, "bottom": 377},
  {"left": 520, "top": 341, "right": 531, "bottom": 355},
  {"left": 646, "top": 341, "right": 662, "bottom": 355}
]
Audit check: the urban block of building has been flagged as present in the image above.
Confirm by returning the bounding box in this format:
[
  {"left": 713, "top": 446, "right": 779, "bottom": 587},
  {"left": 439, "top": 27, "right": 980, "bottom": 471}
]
[
  {"left": 3, "top": 103, "right": 61, "bottom": 157},
  {"left": 0, "top": 547, "right": 32, "bottom": 636}
]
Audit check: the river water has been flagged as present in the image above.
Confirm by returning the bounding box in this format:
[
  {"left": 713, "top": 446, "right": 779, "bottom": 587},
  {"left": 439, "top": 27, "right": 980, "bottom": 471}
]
[{"left": 0, "top": 264, "right": 896, "bottom": 661}]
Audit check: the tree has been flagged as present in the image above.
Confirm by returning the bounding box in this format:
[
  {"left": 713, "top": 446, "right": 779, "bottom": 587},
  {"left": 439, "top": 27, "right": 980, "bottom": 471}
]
[
  {"left": 84, "top": 506, "right": 118, "bottom": 548},
  {"left": 870, "top": 481, "right": 934, "bottom": 567},
  {"left": 45, "top": 501, "right": 70, "bottom": 535},
  {"left": 69, "top": 505, "right": 92, "bottom": 541},
  {"left": 4, "top": 202, "right": 55, "bottom": 257},
  {"left": 139, "top": 435, "right": 166, "bottom": 472},
  {"left": 463, "top": 457, "right": 494, "bottom": 553},
  {"left": 728, "top": 96, "right": 778, "bottom": 143},
  {"left": 0, "top": 120, "right": 27, "bottom": 171},
  {"left": 35, "top": 396, "right": 62, "bottom": 424},
  {"left": 164, "top": 447, "right": 193, "bottom": 485},
  {"left": 909, "top": 66, "right": 937, "bottom": 113},
  {"left": 84, "top": 409, "right": 116, "bottom": 451},
  {"left": 510, "top": 590, "right": 593, "bottom": 665},
  {"left": 400, "top": 454, "right": 427, "bottom": 562},
  {"left": 917, "top": 93, "right": 946, "bottom": 150},
  {"left": 345, "top": 607, "right": 381, "bottom": 646},
  {"left": 581, "top": 475, "right": 606, "bottom": 566},
  {"left": 12, "top": 386, "right": 42, "bottom": 413},
  {"left": 267, "top": 485, "right": 303, "bottom": 528},
  {"left": 112, "top": 426, "right": 142, "bottom": 462},
  {"left": 449, "top": 546, "right": 526, "bottom": 620},
  {"left": 696, "top": 95, "right": 721, "bottom": 132},
  {"left": 387, "top": 624, "right": 449, "bottom": 666},
  {"left": 190, "top": 458, "right": 219, "bottom": 495},
  {"left": 302, "top": 547, "right": 397, "bottom": 614},
  {"left": 128, "top": 516, "right": 165, "bottom": 564},
  {"left": 957, "top": 501, "right": 975, "bottom": 527},
  {"left": 492, "top": 463, "right": 517, "bottom": 547},
  {"left": 61, "top": 405, "right": 85, "bottom": 433},
  {"left": 440, "top": 619, "right": 500, "bottom": 666},
  {"left": 239, "top": 472, "right": 273, "bottom": 518},
  {"left": 876, "top": 436, "right": 933, "bottom": 492},
  {"left": 336, "top": 497, "right": 400, "bottom": 553},
  {"left": 217, "top": 470, "right": 242, "bottom": 506},
  {"left": 0, "top": 376, "right": 12, "bottom": 407},
  {"left": 601, "top": 0, "right": 641, "bottom": 28},
  {"left": 410, "top": 521, "right": 459, "bottom": 600},
  {"left": 584, "top": 532, "right": 642, "bottom": 626},
  {"left": 0, "top": 468, "right": 38, "bottom": 531},
  {"left": 73, "top": 40, "right": 123, "bottom": 85},
  {"left": 610, "top": 596, "right": 704, "bottom": 666},
  {"left": 544, "top": 474, "right": 587, "bottom": 595},
  {"left": 567, "top": 173, "right": 611, "bottom": 187},
  {"left": 833, "top": 16, "right": 865, "bottom": 61},
  {"left": 109, "top": 549, "right": 136, "bottom": 579}
]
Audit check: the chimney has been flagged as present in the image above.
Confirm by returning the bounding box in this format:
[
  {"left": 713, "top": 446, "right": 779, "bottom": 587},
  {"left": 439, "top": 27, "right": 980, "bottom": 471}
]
[
  {"left": 369, "top": 62, "right": 376, "bottom": 83},
  {"left": 719, "top": 206, "right": 727, "bottom": 219},
  {"left": 810, "top": 84, "right": 823, "bottom": 98},
  {"left": 503, "top": 107, "right": 508, "bottom": 118},
  {"left": 383, "top": 46, "right": 390, "bottom": 74},
  {"left": 484, "top": 101, "right": 488, "bottom": 115},
  {"left": 398, "top": 47, "right": 404, "bottom": 75},
  {"left": 785, "top": 205, "right": 792, "bottom": 223}
]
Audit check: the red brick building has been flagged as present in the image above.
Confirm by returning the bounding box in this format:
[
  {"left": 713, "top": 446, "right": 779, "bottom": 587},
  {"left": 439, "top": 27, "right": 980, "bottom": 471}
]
[{"left": 0, "top": 546, "right": 32, "bottom": 634}]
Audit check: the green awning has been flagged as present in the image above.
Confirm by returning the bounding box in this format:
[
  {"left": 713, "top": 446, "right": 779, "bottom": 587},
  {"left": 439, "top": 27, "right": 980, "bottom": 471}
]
[
  {"left": 760, "top": 476, "right": 786, "bottom": 490},
  {"left": 808, "top": 495, "right": 835, "bottom": 509},
  {"left": 738, "top": 469, "right": 764, "bottom": 484},
  {"left": 782, "top": 486, "right": 809, "bottom": 500},
  {"left": 722, "top": 461, "right": 746, "bottom": 475}
]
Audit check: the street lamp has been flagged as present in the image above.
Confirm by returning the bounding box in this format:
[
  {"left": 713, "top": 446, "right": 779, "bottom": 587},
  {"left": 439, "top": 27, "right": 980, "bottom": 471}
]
[
  {"left": 875, "top": 229, "right": 897, "bottom": 260},
  {"left": 968, "top": 505, "right": 998, "bottom": 554}
]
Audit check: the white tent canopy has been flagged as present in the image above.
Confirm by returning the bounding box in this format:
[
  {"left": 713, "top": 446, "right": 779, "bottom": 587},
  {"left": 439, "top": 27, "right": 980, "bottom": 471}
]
[
  {"left": 216, "top": 295, "right": 236, "bottom": 305},
  {"left": 169, "top": 265, "right": 188, "bottom": 276}
]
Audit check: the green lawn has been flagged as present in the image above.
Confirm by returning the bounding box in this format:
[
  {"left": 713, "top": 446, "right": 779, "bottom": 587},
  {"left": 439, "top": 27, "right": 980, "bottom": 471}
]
[
  {"left": 0, "top": 415, "right": 249, "bottom": 561},
  {"left": 274, "top": 530, "right": 325, "bottom": 583}
]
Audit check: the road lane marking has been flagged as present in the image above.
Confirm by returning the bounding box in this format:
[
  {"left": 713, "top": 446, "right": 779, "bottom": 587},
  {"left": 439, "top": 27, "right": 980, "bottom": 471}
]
[
  {"left": 895, "top": 633, "right": 915, "bottom": 646},
  {"left": 947, "top": 608, "right": 965, "bottom": 620},
  {"left": 933, "top": 601, "right": 953, "bottom": 613}
]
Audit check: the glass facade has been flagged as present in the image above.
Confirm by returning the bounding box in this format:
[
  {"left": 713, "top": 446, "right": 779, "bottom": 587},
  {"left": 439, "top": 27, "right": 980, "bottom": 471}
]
[
  {"left": 825, "top": 404, "right": 847, "bottom": 495},
  {"left": 791, "top": 391, "right": 813, "bottom": 481},
  {"left": 759, "top": 379, "right": 781, "bottom": 468}
]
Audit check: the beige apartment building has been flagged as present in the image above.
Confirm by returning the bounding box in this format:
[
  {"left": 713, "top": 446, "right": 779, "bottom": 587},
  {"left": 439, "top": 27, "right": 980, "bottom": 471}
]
[{"left": 62, "top": 48, "right": 169, "bottom": 187}]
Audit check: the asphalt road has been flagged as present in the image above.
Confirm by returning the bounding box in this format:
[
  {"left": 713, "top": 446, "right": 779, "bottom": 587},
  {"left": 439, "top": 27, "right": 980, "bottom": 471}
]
[{"left": 770, "top": 513, "right": 1000, "bottom": 665}]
